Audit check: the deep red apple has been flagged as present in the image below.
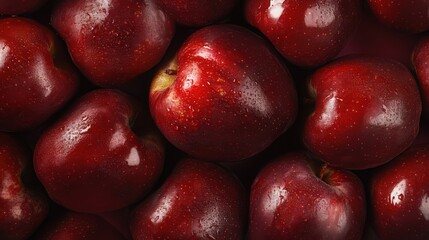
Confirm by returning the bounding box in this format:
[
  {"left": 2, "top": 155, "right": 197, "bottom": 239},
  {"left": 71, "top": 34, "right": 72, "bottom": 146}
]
[
  {"left": 0, "top": 133, "right": 49, "bottom": 240},
  {"left": 248, "top": 152, "right": 366, "bottom": 239},
  {"left": 303, "top": 56, "right": 421, "bottom": 170},
  {"left": 33, "top": 210, "right": 126, "bottom": 240},
  {"left": 368, "top": 0, "right": 429, "bottom": 33},
  {"left": 412, "top": 35, "right": 429, "bottom": 118},
  {"left": 129, "top": 158, "right": 247, "bottom": 239},
  {"left": 34, "top": 89, "right": 165, "bottom": 213},
  {"left": 0, "top": 17, "right": 79, "bottom": 132},
  {"left": 245, "top": 0, "right": 362, "bottom": 67},
  {"left": 51, "top": 0, "right": 175, "bottom": 87},
  {"left": 0, "top": 0, "right": 47, "bottom": 14},
  {"left": 149, "top": 24, "right": 298, "bottom": 162},
  {"left": 157, "top": 0, "right": 239, "bottom": 26},
  {"left": 370, "top": 144, "right": 429, "bottom": 240}
]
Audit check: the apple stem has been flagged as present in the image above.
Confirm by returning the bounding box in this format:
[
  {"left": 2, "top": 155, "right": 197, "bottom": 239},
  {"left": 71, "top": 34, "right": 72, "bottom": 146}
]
[{"left": 165, "top": 69, "right": 177, "bottom": 76}]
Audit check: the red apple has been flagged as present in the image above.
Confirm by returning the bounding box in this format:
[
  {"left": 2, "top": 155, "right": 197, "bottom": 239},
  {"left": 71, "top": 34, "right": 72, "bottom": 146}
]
[
  {"left": 304, "top": 56, "right": 421, "bottom": 170},
  {"left": 149, "top": 24, "right": 298, "bottom": 162},
  {"left": 412, "top": 35, "right": 429, "bottom": 118},
  {"left": 248, "top": 152, "right": 366, "bottom": 239},
  {"left": 51, "top": 0, "right": 175, "bottom": 87},
  {"left": 33, "top": 89, "right": 165, "bottom": 213},
  {"left": 0, "top": 17, "right": 79, "bottom": 132},
  {"left": 0, "top": 133, "right": 49, "bottom": 240},
  {"left": 0, "top": 0, "right": 47, "bottom": 14},
  {"left": 370, "top": 144, "right": 429, "bottom": 240},
  {"left": 157, "top": 0, "right": 239, "bottom": 26},
  {"left": 368, "top": 0, "right": 429, "bottom": 33},
  {"left": 33, "top": 210, "right": 126, "bottom": 240},
  {"left": 245, "top": 0, "right": 362, "bottom": 67},
  {"left": 130, "top": 158, "right": 247, "bottom": 239}
]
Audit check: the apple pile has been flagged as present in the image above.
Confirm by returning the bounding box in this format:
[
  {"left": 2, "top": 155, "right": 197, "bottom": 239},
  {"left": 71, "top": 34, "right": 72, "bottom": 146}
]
[{"left": 1, "top": 0, "right": 429, "bottom": 239}]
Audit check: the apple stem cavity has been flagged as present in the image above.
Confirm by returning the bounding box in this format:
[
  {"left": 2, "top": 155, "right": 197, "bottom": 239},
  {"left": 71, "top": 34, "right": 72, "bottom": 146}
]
[
  {"left": 319, "top": 164, "right": 334, "bottom": 185},
  {"left": 151, "top": 58, "right": 178, "bottom": 93}
]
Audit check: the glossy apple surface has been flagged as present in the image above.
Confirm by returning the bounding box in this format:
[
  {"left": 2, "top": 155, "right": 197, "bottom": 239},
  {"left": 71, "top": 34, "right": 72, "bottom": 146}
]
[
  {"left": 245, "top": 0, "right": 361, "bottom": 67},
  {"left": 368, "top": 0, "right": 429, "bottom": 33},
  {"left": 0, "top": 17, "right": 79, "bottom": 132},
  {"left": 248, "top": 152, "right": 366, "bottom": 239},
  {"left": 412, "top": 36, "right": 429, "bottom": 118},
  {"left": 51, "top": 0, "right": 175, "bottom": 87},
  {"left": 304, "top": 56, "right": 421, "bottom": 170},
  {"left": 34, "top": 89, "right": 164, "bottom": 213},
  {"left": 0, "top": 133, "right": 49, "bottom": 240},
  {"left": 0, "top": 0, "right": 47, "bottom": 14},
  {"left": 157, "top": 0, "right": 238, "bottom": 26},
  {"left": 34, "top": 210, "right": 126, "bottom": 240},
  {"left": 370, "top": 144, "right": 429, "bottom": 240},
  {"left": 130, "top": 158, "right": 247, "bottom": 239},
  {"left": 150, "top": 24, "right": 298, "bottom": 162}
]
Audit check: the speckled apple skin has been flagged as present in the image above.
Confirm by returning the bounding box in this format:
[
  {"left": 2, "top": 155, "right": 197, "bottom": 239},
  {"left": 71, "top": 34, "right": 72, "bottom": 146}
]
[
  {"left": 412, "top": 36, "right": 429, "bottom": 118},
  {"left": 0, "top": 17, "right": 79, "bottom": 132},
  {"left": 51, "top": 0, "right": 175, "bottom": 87},
  {"left": 34, "top": 210, "right": 126, "bottom": 240},
  {"left": 34, "top": 89, "right": 164, "bottom": 213},
  {"left": 370, "top": 144, "right": 429, "bottom": 240},
  {"left": 0, "top": 0, "right": 47, "bottom": 14},
  {"left": 0, "top": 133, "right": 49, "bottom": 240},
  {"left": 304, "top": 56, "right": 421, "bottom": 170},
  {"left": 368, "top": 0, "right": 429, "bottom": 33},
  {"left": 150, "top": 24, "right": 298, "bottom": 162},
  {"left": 245, "top": 0, "right": 362, "bottom": 67},
  {"left": 157, "top": 0, "right": 238, "bottom": 26},
  {"left": 248, "top": 152, "right": 366, "bottom": 240},
  {"left": 130, "top": 159, "right": 247, "bottom": 240}
]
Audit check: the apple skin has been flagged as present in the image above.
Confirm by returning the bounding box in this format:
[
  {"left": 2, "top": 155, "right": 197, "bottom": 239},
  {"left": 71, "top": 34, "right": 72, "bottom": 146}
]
[
  {"left": 245, "top": 0, "right": 361, "bottom": 67},
  {"left": 248, "top": 152, "right": 366, "bottom": 239},
  {"left": 129, "top": 158, "right": 247, "bottom": 240},
  {"left": 412, "top": 36, "right": 429, "bottom": 118},
  {"left": 51, "top": 0, "right": 175, "bottom": 87},
  {"left": 33, "top": 210, "right": 126, "bottom": 240},
  {"left": 368, "top": 0, "right": 429, "bottom": 33},
  {"left": 33, "top": 89, "right": 165, "bottom": 213},
  {"left": 0, "top": 0, "right": 47, "bottom": 14},
  {"left": 303, "top": 56, "right": 421, "bottom": 170},
  {"left": 149, "top": 24, "right": 298, "bottom": 162},
  {"left": 97, "top": 208, "right": 132, "bottom": 240},
  {"left": 0, "top": 17, "right": 79, "bottom": 132},
  {"left": 157, "top": 0, "right": 239, "bottom": 26},
  {"left": 0, "top": 133, "right": 49, "bottom": 240},
  {"left": 370, "top": 144, "right": 429, "bottom": 240},
  {"left": 338, "top": 8, "right": 419, "bottom": 69}
]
